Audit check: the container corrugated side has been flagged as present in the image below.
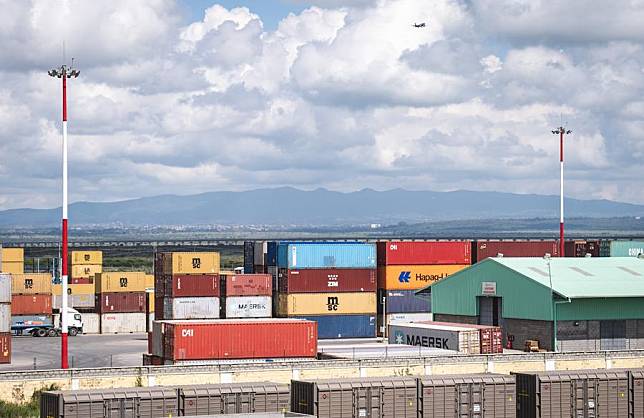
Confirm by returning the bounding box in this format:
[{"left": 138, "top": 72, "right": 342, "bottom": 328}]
[
  {"left": 11, "top": 294, "right": 51, "bottom": 315},
  {"left": 278, "top": 268, "right": 377, "bottom": 293},
  {"left": 1, "top": 262, "right": 23, "bottom": 274},
  {"left": 223, "top": 296, "right": 271, "bottom": 318},
  {"left": 52, "top": 294, "right": 95, "bottom": 310},
  {"left": 0, "top": 333, "right": 10, "bottom": 364},
  {"left": 52, "top": 283, "right": 95, "bottom": 295},
  {"left": 81, "top": 313, "right": 100, "bottom": 334},
  {"left": 388, "top": 321, "right": 480, "bottom": 354},
  {"left": 71, "top": 250, "right": 103, "bottom": 265},
  {"left": 378, "top": 264, "right": 467, "bottom": 290},
  {"left": 0, "top": 273, "right": 10, "bottom": 303},
  {"left": 163, "top": 319, "right": 317, "bottom": 360},
  {"left": 254, "top": 241, "right": 267, "bottom": 265},
  {"left": 610, "top": 240, "right": 644, "bottom": 257},
  {"left": 95, "top": 272, "right": 147, "bottom": 293},
  {"left": 97, "top": 292, "right": 146, "bottom": 313},
  {"left": 0, "top": 304, "right": 10, "bottom": 333},
  {"left": 379, "top": 289, "right": 430, "bottom": 313},
  {"left": 291, "top": 314, "right": 376, "bottom": 339},
  {"left": 163, "top": 252, "right": 221, "bottom": 275},
  {"left": 377, "top": 241, "right": 471, "bottom": 265},
  {"left": 100, "top": 313, "right": 147, "bottom": 334},
  {"left": 71, "top": 263, "right": 102, "bottom": 278},
  {"left": 279, "top": 243, "right": 377, "bottom": 269},
  {"left": 222, "top": 274, "right": 272, "bottom": 296},
  {"left": 1, "top": 248, "right": 23, "bottom": 262},
  {"left": 278, "top": 292, "right": 376, "bottom": 316},
  {"left": 10, "top": 273, "right": 52, "bottom": 295},
  {"left": 163, "top": 297, "right": 220, "bottom": 320},
  {"left": 475, "top": 240, "right": 559, "bottom": 262},
  {"left": 179, "top": 382, "right": 290, "bottom": 416}
]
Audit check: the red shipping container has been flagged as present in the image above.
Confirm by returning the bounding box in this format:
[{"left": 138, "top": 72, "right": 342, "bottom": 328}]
[
  {"left": 0, "top": 333, "right": 10, "bottom": 364},
  {"left": 143, "top": 353, "right": 164, "bottom": 366},
  {"left": 222, "top": 274, "right": 271, "bottom": 296},
  {"left": 97, "top": 292, "right": 146, "bottom": 313},
  {"left": 474, "top": 240, "right": 559, "bottom": 262},
  {"left": 377, "top": 241, "right": 471, "bottom": 265},
  {"left": 11, "top": 294, "right": 52, "bottom": 315},
  {"left": 564, "top": 240, "right": 600, "bottom": 258},
  {"left": 162, "top": 319, "right": 317, "bottom": 360},
  {"left": 70, "top": 277, "right": 93, "bottom": 284},
  {"left": 147, "top": 332, "right": 153, "bottom": 354},
  {"left": 278, "top": 268, "right": 377, "bottom": 293},
  {"left": 154, "top": 296, "right": 165, "bottom": 320},
  {"left": 427, "top": 321, "right": 503, "bottom": 354},
  {"left": 162, "top": 274, "right": 220, "bottom": 297}
]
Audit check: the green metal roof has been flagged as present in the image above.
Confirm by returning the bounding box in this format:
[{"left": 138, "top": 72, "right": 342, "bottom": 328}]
[{"left": 488, "top": 256, "right": 644, "bottom": 299}]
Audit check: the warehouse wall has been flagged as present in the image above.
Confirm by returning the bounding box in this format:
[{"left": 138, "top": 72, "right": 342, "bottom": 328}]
[
  {"left": 504, "top": 318, "right": 553, "bottom": 351},
  {"left": 433, "top": 313, "right": 478, "bottom": 325},
  {"left": 558, "top": 320, "right": 600, "bottom": 352}
]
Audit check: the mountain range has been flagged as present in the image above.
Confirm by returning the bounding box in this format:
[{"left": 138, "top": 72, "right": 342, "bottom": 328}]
[{"left": 1, "top": 187, "right": 643, "bottom": 226}]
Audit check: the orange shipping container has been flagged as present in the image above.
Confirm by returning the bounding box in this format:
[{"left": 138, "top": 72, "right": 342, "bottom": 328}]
[
  {"left": 11, "top": 273, "right": 52, "bottom": 295},
  {"left": 377, "top": 264, "right": 467, "bottom": 290},
  {"left": 162, "top": 252, "right": 220, "bottom": 275},
  {"left": 12, "top": 294, "right": 52, "bottom": 315},
  {"left": 1, "top": 262, "right": 23, "bottom": 274},
  {"left": 1, "top": 248, "right": 24, "bottom": 262},
  {"left": 71, "top": 251, "right": 103, "bottom": 265},
  {"left": 95, "top": 272, "right": 147, "bottom": 293},
  {"left": 71, "top": 264, "right": 102, "bottom": 278}
]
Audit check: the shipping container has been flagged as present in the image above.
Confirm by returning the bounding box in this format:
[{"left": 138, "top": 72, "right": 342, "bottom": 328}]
[
  {"left": 426, "top": 321, "right": 503, "bottom": 355},
  {"left": 95, "top": 272, "right": 146, "bottom": 293},
  {"left": 255, "top": 241, "right": 268, "bottom": 265},
  {"left": 378, "top": 264, "right": 467, "bottom": 290},
  {"left": 161, "top": 318, "right": 317, "bottom": 360},
  {"left": 81, "top": 313, "right": 99, "bottom": 334},
  {"left": 278, "top": 268, "right": 377, "bottom": 293},
  {"left": 71, "top": 264, "right": 102, "bottom": 279},
  {"left": 179, "top": 382, "right": 290, "bottom": 416},
  {"left": 379, "top": 313, "right": 433, "bottom": 335},
  {"left": 609, "top": 240, "right": 644, "bottom": 257},
  {"left": 40, "top": 387, "right": 179, "bottom": 418},
  {"left": 222, "top": 274, "right": 272, "bottom": 296},
  {"left": 1, "top": 262, "right": 23, "bottom": 274},
  {"left": 291, "top": 376, "right": 417, "bottom": 418},
  {"left": 0, "top": 273, "right": 10, "bottom": 303},
  {"left": 278, "top": 292, "right": 376, "bottom": 316},
  {"left": 244, "top": 241, "right": 255, "bottom": 274},
  {"left": 71, "top": 250, "right": 103, "bottom": 265},
  {"left": 632, "top": 369, "right": 644, "bottom": 417},
  {"left": 473, "top": 240, "right": 559, "bottom": 263},
  {"left": 223, "top": 296, "right": 272, "bottom": 318},
  {"left": 292, "top": 314, "right": 376, "bottom": 339},
  {"left": 100, "top": 312, "right": 147, "bottom": 334},
  {"left": 515, "top": 369, "right": 630, "bottom": 418},
  {"left": 377, "top": 241, "right": 471, "bottom": 265},
  {"left": 11, "top": 294, "right": 51, "bottom": 315},
  {"left": 52, "top": 283, "right": 95, "bottom": 295},
  {"left": 144, "top": 274, "right": 154, "bottom": 289},
  {"left": 162, "top": 252, "right": 220, "bottom": 275},
  {"left": 161, "top": 274, "right": 220, "bottom": 297},
  {"left": 97, "top": 292, "right": 146, "bottom": 313},
  {"left": 267, "top": 242, "right": 278, "bottom": 266},
  {"left": 0, "top": 304, "right": 10, "bottom": 333},
  {"left": 418, "top": 374, "right": 516, "bottom": 418},
  {"left": 277, "top": 243, "right": 377, "bottom": 269},
  {"left": 52, "top": 294, "right": 95, "bottom": 310},
  {"left": 10, "top": 273, "right": 52, "bottom": 295},
  {"left": 564, "top": 240, "right": 601, "bottom": 258},
  {"left": 142, "top": 353, "right": 164, "bottom": 366},
  {"left": 163, "top": 297, "right": 220, "bottom": 320},
  {"left": 151, "top": 321, "right": 164, "bottom": 357},
  {"left": 379, "top": 289, "right": 430, "bottom": 314},
  {"left": 70, "top": 277, "right": 93, "bottom": 285},
  {"left": 154, "top": 295, "right": 164, "bottom": 320},
  {"left": 388, "top": 321, "right": 480, "bottom": 354},
  {"left": 1, "top": 247, "right": 23, "bottom": 262},
  {"left": 0, "top": 333, "right": 10, "bottom": 364}
]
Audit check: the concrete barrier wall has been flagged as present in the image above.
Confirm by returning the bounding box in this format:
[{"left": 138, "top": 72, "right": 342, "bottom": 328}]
[{"left": 3, "top": 350, "right": 644, "bottom": 403}]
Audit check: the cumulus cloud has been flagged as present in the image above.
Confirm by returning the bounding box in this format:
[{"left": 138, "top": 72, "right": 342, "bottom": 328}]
[{"left": 0, "top": 0, "right": 643, "bottom": 211}]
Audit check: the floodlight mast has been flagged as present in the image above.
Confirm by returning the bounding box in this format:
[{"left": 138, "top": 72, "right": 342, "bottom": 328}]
[
  {"left": 48, "top": 63, "right": 79, "bottom": 370},
  {"left": 551, "top": 126, "right": 572, "bottom": 258}
]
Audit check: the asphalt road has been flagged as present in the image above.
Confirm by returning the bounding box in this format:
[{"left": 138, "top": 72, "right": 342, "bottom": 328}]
[{"left": 1, "top": 333, "right": 148, "bottom": 371}]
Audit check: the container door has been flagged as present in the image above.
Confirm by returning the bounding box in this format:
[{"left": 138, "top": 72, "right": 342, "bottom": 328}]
[
  {"left": 353, "top": 387, "right": 378, "bottom": 417},
  {"left": 221, "top": 393, "right": 238, "bottom": 414},
  {"left": 600, "top": 320, "right": 626, "bottom": 350},
  {"left": 572, "top": 379, "right": 598, "bottom": 418},
  {"left": 456, "top": 383, "right": 483, "bottom": 418}
]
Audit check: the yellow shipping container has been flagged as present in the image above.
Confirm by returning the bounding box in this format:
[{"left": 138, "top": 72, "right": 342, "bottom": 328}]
[
  {"left": 52, "top": 283, "right": 95, "bottom": 295},
  {"left": 163, "top": 252, "right": 220, "bottom": 275},
  {"left": 144, "top": 274, "right": 154, "bottom": 289},
  {"left": 148, "top": 294, "right": 155, "bottom": 313},
  {"left": 377, "top": 264, "right": 468, "bottom": 290},
  {"left": 11, "top": 273, "right": 52, "bottom": 295},
  {"left": 1, "top": 262, "right": 24, "bottom": 274},
  {"left": 1, "top": 248, "right": 24, "bottom": 262},
  {"left": 71, "top": 264, "right": 102, "bottom": 278},
  {"left": 71, "top": 251, "right": 103, "bottom": 265},
  {"left": 95, "top": 272, "right": 147, "bottom": 293},
  {"left": 278, "top": 292, "right": 376, "bottom": 316}
]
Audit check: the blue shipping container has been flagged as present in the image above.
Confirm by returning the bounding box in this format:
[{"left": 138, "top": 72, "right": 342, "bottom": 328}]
[
  {"left": 266, "top": 241, "right": 279, "bottom": 266},
  {"left": 277, "top": 243, "right": 377, "bottom": 269},
  {"left": 379, "top": 290, "right": 431, "bottom": 314},
  {"left": 610, "top": 240, "right": 644, "bottom": 257},
  {"left": 293, "top": 314, "right": 376, "bottom": 339}
]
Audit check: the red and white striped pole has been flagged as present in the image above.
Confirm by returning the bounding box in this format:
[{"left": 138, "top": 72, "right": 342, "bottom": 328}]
[
  {"left": 49, "top": 63, "right": 79, "bottom": 369},
  {"left": 552, "top": 126, "right": 571, "bottom": 257}
]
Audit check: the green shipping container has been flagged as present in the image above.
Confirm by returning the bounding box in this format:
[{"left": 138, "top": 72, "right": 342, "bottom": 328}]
[{"left": 610, "top": 240, "right": 644, "bottom": 257}]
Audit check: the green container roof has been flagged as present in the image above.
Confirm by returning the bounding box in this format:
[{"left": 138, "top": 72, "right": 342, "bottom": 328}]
[{"left": 488, "top": 256, "right": 644, "bottom": 299}]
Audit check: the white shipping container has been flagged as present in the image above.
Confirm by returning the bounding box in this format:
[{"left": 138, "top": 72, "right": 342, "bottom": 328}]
[
  {"left": 224, "top": 296, "right": 272, "bottom": 318},
  {"left": 0, "top": 273, "right": 10, "bottom": 303},
  {"left": 388, "top": 321, "right": 480, "bottom": 354},
  {"left": 151, "top": 321, "right": 164, "bottom": 357},
  {"left": 380, "top": 313, "right": 433, "bottom": 334},
  {"left": 148, "top": 313, "right": 154, "bottom": 332},
  {"left": 52, "top": 294, "right": 95, "bottom": 310},
  {"left": 81, "top": 313, "right": 100, "bottom": 334},
  {"left": 254, "top": 241, "right": 267, "bottom": 265},
  {"left": 163, "top": 297, "right": 220, "bottom": 320},
  {"left": 0, "top": 303, "right": 10, "bottom": 333},
  {"left": 100, "top": 313, "right": 147, "bottom": 334}
]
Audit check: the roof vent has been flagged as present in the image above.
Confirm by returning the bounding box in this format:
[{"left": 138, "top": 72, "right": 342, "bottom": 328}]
[
  {"left": 570, "top": 267, "right": 593, "bottom": 276},
  {"left": 618, "top": 266, "right": 642, "bottom": 277},
  {"left": 497, "top": 253, "right": 503, "bottom": 258},
  {"left": 585, "top": 253, "right": 592, "bottom": 258}
]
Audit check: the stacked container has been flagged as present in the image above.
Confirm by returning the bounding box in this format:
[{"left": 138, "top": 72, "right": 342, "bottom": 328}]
[
  {"left": 95, "top": 272, "right": 147, "bottom": 333},
  {"left": 0, "top": 273, "right": 11, "bottom": 363},
  {"left": 221, "top": 274, "right": 272, "bottom": 318},
  {"left": 70, "top": 250, "right": 102, "bottom": 284},
  {"left": 377, "top": 241, "right": 470, "bottom": 334},
  {"left": 606, "top": 240, "right": 644, "bottom": 257},
  {"left": 243, "top": 241, "right": 255, "bottom": 274},
  {"left": 52, "top": 283, "right": 95, "bottom": 311},
  {"left": 564, "top": 239, "right": 601, "bottom": 257},
  {"left": 1, "top": 247, "right": 24, "bottom": 274},
  {"left": 11, "top": 273, "right": 52, "bottom": 316},
  {"left": 472, "top": 240, "right": 559, "bottom": 262},
  {"left": 277, "top": 242, "right": 378, "bottom": 339},
  {"left": 155, "top": 252, "right": 221, "bottom": 320}
]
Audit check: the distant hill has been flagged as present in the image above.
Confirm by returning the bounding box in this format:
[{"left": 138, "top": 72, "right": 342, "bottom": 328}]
[{"left": 1, "top": 187, "right": 643, "bottom": 226}]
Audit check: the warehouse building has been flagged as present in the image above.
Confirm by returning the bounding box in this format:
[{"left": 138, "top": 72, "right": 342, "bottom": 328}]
[{"left": 419, "top": 256, "right": 644, "bottom": 351}]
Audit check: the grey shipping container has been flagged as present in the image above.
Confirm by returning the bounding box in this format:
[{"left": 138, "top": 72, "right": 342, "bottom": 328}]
[
  {"left": 632, "top": 369, "right": 644, "bottom": 418},
  {"left": 418, "top": 374, "right": 515, "bottom": 418},
  {"left": 0, "top": 303, "right": 10, "bottom": 333},
  {"left": 223, "top": 296, "right": 272, "bottom": 318},
  {"left": 179, "top": 382, "right": 290, "bottom": 416},
  {"left": 100, "top": 313, "right": 147, "bottom": 334},
  {"left": 388, "top": 321, "right": 480, "bottom": 354},
  {"left": 291, "top": 376, "right": 417, "bottom": 418},
  {"left": 52, "top": 294, "right": 95, "bottom": 310},
  {"left": 514, "top": 369, "right": 630, "bottom": 418},
  {"left": 40, "top": 386, "right": 179, "bottom": 418},
  {"left": 163, "top": 296, "right": 220, "bottom": 320},
  {"left": 0, "top": 273, "right": 10, "bottom": 303},
  {"left": 151, "top": 321, "right": 164, "bottom": 357},
  {"left": 183, "top": 414, "right": 314, "bottom": 418}
]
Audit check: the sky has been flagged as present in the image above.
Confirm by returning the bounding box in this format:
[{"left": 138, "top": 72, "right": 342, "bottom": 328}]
[{"left": 1, "top": 0, "right": 644, "bottom": 210}]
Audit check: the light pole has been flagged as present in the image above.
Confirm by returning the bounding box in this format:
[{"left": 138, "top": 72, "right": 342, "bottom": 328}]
[
  {"left": 551, "top": 126, "right": 571, "bottom": 257},
  {"left": 48, "top": 62, "right": 80, "bottom": 369}
]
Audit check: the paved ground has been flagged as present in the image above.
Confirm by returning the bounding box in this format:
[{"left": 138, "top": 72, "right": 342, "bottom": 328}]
[{"left": 1, "top": 334, "right": 148, "bottom": 371}]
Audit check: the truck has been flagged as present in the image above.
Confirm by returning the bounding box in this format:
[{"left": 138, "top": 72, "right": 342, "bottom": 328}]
[{"left": 11, "top": 308, "right": 84, "bottom": 337}]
